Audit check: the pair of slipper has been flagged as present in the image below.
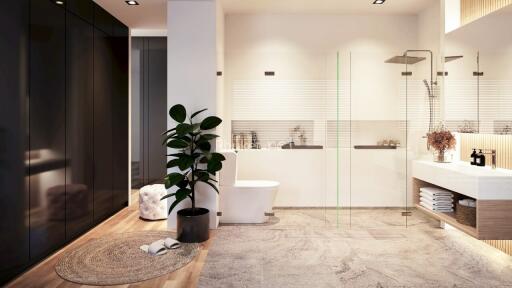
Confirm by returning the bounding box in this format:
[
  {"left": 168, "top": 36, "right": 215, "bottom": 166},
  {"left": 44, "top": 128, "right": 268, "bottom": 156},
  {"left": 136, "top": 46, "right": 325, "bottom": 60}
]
[{"left": 140, "top": 238, "right": 181, "bottom": 256}]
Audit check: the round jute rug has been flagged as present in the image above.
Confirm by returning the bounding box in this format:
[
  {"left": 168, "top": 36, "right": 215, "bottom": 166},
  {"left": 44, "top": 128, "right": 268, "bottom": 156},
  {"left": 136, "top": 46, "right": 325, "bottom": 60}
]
[{"left": 55, "top": 231, "right": 200, "bottom": 285}]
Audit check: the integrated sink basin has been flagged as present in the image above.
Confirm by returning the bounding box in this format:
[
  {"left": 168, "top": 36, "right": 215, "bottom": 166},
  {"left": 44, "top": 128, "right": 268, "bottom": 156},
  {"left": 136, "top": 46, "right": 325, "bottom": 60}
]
[{"left": 412, "top": 160, "right": 512, "bottom": 200}]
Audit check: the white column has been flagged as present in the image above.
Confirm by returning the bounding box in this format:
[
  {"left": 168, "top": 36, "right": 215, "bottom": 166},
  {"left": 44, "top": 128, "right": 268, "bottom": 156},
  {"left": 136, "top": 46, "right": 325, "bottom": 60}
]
[{"left": 167, "top": 0, "right": 220, "bottom": 230}]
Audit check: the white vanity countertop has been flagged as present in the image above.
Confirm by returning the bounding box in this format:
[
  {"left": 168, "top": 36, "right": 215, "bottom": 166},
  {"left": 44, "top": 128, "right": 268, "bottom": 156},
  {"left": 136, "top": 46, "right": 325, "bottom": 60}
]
[{"left": 412, "top": 160, "right": 512, "bottom": 200}]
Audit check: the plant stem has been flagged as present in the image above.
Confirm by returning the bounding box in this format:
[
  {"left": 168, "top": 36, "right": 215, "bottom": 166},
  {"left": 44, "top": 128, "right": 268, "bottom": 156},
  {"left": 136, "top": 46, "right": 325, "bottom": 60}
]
[{"left": 190, "top": 135, "right": 196, "bottom": 214}]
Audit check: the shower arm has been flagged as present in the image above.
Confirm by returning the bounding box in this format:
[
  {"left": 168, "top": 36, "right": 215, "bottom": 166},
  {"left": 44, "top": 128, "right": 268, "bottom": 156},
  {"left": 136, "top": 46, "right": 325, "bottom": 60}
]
[
  {"left": 402, "top": 49, "right": 437, "bottom": 89},
  {"left": 403, "top": 49, "right": 438, "bottom": 135}
]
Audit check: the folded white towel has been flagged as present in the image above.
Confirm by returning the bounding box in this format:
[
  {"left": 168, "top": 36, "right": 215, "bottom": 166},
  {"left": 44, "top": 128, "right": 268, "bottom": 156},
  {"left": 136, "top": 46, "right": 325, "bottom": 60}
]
[
  {"left": 420, "top": 201, "right": 454, "bottom": 212},
  {"left": 420, "top": 187, "right": 453, "bottom": 196},
  {"left": 420, "top": 197, "right": 453, "bottom": 207},
  {"left": 420, "top": 192, "right": 453, "bottom": 202}
]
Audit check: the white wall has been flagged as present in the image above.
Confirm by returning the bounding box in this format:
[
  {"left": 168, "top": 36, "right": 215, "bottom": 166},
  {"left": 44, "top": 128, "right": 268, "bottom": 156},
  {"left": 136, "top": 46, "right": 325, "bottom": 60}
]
[
  {"left": 444, "top": 7, "right": 512, "bottom": 134},
  {"left": 445, "top": 0, "right": 461, "bottom": 33},
  {"left": 222, "top": 12, "right": 441, "bottom": 207},
  {"left": 167, "top": 0, "right": 219, "bottom": 229}
]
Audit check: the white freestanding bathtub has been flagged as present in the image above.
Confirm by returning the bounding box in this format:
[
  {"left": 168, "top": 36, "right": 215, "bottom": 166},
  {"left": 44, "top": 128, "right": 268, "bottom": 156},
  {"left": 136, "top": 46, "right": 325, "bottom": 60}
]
[{"left": 219, "top": 151, "right": 279, "bottom": 224}]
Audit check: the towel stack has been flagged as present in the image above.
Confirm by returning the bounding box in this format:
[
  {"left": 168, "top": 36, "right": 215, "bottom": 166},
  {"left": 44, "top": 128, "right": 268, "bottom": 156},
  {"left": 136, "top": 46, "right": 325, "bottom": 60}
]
[{"left": 419, "top": 187, "right": 454, "bottom": 213}]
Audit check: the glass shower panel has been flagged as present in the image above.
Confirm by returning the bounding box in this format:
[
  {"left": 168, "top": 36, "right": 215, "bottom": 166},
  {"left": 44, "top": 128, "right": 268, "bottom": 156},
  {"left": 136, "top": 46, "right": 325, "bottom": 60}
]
[
  {"left": 479, "top": 50, "right": 512, "bottom": 135},
  {"left": 443, "top": 51, "right": 479, "bottom": 134},
  {"left": 227, "top": 51, "right": 333, "bottom": 227},
  {"left": 345, "top": 51, "right": 408, "bottom": 228}
]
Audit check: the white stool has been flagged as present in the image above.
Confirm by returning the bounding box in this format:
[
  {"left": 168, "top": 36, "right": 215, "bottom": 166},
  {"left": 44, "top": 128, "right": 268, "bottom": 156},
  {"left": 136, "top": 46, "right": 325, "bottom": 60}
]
[{"left": 139, "top": 184, "right": 167, "bottom": 220}]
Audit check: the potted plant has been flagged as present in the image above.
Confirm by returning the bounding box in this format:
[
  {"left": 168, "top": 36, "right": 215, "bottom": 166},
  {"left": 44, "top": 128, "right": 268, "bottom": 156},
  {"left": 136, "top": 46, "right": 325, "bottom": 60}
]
[
  {"left": 427, "top": 124, "right": 456, "bottom": 163},
  {"left": 161, "top": 104, "right": 225, "bottom": 243}
]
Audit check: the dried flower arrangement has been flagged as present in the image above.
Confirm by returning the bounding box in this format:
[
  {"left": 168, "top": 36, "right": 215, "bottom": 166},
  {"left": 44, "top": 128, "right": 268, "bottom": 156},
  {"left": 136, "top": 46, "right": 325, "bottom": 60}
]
[{"left": 427, "top": 124, "right": 456, "bottom": 162}]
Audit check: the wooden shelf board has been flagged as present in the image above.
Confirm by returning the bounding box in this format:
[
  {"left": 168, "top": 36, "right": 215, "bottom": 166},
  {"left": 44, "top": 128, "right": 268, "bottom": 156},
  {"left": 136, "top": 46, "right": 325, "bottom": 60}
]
[{"left": 415, "top": 204, "right": 478, "bottom": 238}]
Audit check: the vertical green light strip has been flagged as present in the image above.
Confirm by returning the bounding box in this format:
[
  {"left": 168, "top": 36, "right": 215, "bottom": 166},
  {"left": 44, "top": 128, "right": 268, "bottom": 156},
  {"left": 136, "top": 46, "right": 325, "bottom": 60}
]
[{"left": 336, "top": 51, "right": 340, "bottom": 228}]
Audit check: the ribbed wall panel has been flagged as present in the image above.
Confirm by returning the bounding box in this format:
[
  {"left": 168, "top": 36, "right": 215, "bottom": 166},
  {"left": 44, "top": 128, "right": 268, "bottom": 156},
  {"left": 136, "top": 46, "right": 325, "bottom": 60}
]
[
  {"left": 459, "top": 133, "right": 512, "bottom": 169},
  {"left": 461, "top": 0, "right": 512, "bottom": 25},
  {"left": 483, "top": 240, "right": 512, "bottom": 255}
]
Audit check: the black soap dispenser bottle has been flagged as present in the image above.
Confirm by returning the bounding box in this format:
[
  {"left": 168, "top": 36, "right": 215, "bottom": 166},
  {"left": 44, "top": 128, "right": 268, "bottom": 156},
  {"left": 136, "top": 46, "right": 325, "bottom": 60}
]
[
  {"left": 476, "top": 149, "right": 486, "bottom": 167},
  {"left": 470, "top": 149, "right": 477, "bottom": 165}
]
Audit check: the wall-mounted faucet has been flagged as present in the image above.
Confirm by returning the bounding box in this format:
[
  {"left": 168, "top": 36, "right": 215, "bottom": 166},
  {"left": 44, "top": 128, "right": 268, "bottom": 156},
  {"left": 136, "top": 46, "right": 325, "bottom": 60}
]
[{"left": 477, "top": 149, "right": 497, "bottom": 169}]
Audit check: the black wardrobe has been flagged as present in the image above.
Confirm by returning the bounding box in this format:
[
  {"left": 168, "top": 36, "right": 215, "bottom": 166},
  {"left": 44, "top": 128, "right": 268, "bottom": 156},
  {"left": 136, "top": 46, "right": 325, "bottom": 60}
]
[
  {"left": 131, "top": 37, "right": 167, "bottom": 188},
  {"left": 0, "top": 0, "right": 129, "bottom": 283}
]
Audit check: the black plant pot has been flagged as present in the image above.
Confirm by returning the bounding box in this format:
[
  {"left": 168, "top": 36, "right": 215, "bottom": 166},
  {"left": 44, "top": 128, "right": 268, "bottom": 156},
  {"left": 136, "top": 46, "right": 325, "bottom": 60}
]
[{"left": 177, "top": 207, "right": 210, "bottom": 243}]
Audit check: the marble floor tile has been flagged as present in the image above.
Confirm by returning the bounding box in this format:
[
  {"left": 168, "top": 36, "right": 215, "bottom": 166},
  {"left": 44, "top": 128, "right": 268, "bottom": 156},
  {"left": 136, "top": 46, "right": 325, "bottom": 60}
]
[{"left": 199, "top": 208, "right": 512, "bottom": 288}]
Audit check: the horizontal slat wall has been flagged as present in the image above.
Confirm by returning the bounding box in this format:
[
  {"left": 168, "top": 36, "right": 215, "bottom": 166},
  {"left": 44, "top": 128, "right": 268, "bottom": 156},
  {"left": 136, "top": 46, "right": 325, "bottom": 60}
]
[
  {"left": 459, "top": 133, "right": 512, "bottom": 169},
  {"left": 483, "top": 240, "right": 512, "bottom": 255},
  {"left": 231, "top": 79, "right": 436, "bottom": 149},
  {"left": 461, "top": 0, "right": 512, "bottom": 25}
]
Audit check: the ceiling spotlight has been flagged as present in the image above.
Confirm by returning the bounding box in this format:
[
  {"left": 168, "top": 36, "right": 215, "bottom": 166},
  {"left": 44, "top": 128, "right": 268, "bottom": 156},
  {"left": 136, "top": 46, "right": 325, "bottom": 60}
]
[
  {"left": 125, "top": 0, "right": 139, "bottom": 5},
  {"left": 55, "top": 0, "right": 64, "bottom": 5},
  {"left": 373, "top": 0, "right": 386, "bottom": 4}
]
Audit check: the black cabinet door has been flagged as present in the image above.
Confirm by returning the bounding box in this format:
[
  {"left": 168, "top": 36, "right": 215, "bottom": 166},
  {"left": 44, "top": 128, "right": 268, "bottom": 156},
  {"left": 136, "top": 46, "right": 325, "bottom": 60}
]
[
  {"left": 29, "top": 0, "right": 66, "bottom": 260},
  {"left": 94, "top": 3, "right": 113, "bottom": 35},
  {"left": 112, "top": 21, "right": 129, "bottom": 210},
  {"left": 93, "top": 27, "right": 114, "bottom": 223},
  {"left": 66, "top": 0, "right": 94, "bottom": 24},
  {"left": 0, "top": 0, "right": 29, "bottom": 283},
  {"left": 66, "top": 11, "right": 94, "bottom": 240}
]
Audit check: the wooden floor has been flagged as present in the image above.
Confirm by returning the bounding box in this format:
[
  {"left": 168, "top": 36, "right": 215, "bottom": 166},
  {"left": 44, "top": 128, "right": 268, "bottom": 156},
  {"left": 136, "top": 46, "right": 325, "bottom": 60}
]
[{"left": 7, "top": 190, "right": 214, "bottom": 288}]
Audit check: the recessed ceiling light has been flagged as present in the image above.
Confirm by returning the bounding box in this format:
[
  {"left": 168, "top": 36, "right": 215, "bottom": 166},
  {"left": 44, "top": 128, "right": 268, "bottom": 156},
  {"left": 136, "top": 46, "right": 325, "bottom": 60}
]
[
  {"left": 125, "top": 0, "right": 139, "bottom": 5},
  {"left": 55, "top": 0, "right": 64, "bottom": 5},
  {"left": 373, "top": 0, "right": 386, "bottom": 4}
]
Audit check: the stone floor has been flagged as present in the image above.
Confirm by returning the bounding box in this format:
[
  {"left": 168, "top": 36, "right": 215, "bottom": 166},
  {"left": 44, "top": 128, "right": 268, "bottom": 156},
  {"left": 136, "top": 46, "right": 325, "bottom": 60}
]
[{"left": 198, "top": 208, "right": 512, "bottom": 288}]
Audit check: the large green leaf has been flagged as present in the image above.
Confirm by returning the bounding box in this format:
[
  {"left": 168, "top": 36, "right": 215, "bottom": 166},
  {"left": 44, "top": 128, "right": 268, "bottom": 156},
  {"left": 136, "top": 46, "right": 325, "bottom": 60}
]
[
  {"left": 168, "top": 152, "right": 187, "bottom": 158},
  {"left": 164, "top": 173, "right": 185, "bottom": 189},
  {"left": 161, "top": 127, "right": 176, "bottom": 135},
  {"left": 176, "top": 123, "right": 193, "bottom": 136},
  {"left": 207, "top": 160, "right": 222, "bottom": 173},
  {"left": 191, "top": 108, "right": 208, "bottom": 119},
  {"left": 166, "top": 159, "right": 180, "bottom": 168},
  {"left": 162, "top": 133, "right": 177, "bottom": 145},
  {"left": 200, "top": 116, "right": 222, "bottom": 130},
  {"left": 177, "top": 178, "right": 189, "bottom": 189},
  {"left": 194, "top": 170, "right": 210, "bottom": 181},
  {"left": 169, "top": 104, "right": 186, "bottom": 123},
  {"left": 167, "top": 139, "right": 190, "bottom": 149},
  {"left": 168, "top": 188, "right": 191, "bottom": 215},
  {"left": 177, "top": 155, "right": 195, "bottom": 170},
  {"left": 160, "top": 192, "right": 176, "bottom": 201},
  {"left": 210, "top": 153, "right": 226, "bottom": 162},
  {"left": 197, "top": 141, "right": 211, "bottom": 152},
  {"left": 200, "top": 179, "right": 219, "bottom": 194},
  {"left": 198, "top": 134, "right": 219, "bottom": 142}
]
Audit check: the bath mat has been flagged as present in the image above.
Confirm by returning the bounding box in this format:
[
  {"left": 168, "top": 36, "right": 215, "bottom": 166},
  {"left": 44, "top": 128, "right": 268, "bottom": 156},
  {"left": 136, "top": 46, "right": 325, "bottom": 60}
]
[{"left": 55, "top": 231, "right": 199, "bottom": 285}]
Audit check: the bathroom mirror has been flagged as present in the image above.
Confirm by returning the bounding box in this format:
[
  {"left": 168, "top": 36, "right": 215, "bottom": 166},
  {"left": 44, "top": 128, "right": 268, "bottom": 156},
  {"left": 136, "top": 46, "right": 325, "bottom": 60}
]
[{"left": 443, "top": 5, "right": 512, "bottom": 135}]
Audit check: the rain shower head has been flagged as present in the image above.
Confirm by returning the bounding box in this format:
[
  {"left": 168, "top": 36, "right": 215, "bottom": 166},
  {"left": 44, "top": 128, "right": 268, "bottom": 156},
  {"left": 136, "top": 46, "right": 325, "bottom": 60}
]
[{"left": 385, "top": 55, "right": 426, "bottom": 65}]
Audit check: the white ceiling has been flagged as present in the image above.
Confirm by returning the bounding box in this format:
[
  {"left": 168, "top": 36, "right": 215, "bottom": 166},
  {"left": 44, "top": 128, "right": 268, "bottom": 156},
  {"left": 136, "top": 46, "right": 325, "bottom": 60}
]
[
  {"left": 94, "top": 0, "right": 434, "bottom": 30},
  {"left": 93, "top": 0, "right": 167, "bottom": 30},
  {"left": 221, "top": 0, "right": 435, "bottom": 15}
]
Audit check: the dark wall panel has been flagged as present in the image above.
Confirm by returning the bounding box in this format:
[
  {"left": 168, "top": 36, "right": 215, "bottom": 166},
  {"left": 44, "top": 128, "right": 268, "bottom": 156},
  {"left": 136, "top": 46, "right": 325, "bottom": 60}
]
[
  {"left": 66, "top": 12, "right": 94, "bottom": 240},
  {"left": 131, "top": 37, "right": 167, "bottom": 188},
  {"left": 112, "top": 20, "right": 129, "bottom": 210},
  {"left": 147, "top": 38, "right": 168, "bottom": 184},
  {"left": 93, "top": 28, "right": 114, "bottom": 223},
  {"left": 0, "top": 0, "right": 29, "bottom": 283},
  {"left": 29, "top": 0, "right": 67, "bottom": 260}
]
